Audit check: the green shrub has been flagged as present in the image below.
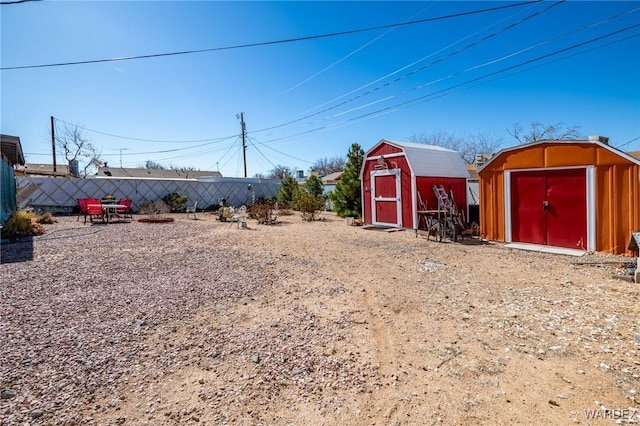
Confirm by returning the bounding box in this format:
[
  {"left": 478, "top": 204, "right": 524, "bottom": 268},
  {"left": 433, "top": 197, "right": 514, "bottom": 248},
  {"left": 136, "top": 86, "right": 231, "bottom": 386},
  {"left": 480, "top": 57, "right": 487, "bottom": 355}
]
[
  {"left": 294, "top": 190, "right": 324, "bottom": 222},
  {"left": 162, "top": 192, "right": 188, "bottom": 211}
]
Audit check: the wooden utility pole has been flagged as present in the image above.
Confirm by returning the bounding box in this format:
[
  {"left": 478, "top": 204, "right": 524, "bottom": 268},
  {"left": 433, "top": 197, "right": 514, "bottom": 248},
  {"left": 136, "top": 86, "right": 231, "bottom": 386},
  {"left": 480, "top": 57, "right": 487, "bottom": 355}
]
[
  {"left": 239, "top": 112, "right": 247, "bottom": 177},
  {"left": 50, "top": 116, "right": 57, "bottom": 172}
]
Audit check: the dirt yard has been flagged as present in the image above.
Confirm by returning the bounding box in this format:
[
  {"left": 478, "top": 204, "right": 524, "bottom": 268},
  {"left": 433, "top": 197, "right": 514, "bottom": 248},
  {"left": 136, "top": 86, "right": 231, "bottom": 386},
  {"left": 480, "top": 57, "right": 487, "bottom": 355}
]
[{"left": 0, "top": 211, "right": 638, "bottom": 425}]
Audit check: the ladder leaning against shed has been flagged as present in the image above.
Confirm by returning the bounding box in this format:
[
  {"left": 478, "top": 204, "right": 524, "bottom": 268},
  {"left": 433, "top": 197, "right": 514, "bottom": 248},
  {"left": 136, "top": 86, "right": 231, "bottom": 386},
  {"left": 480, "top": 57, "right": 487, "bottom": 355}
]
[{"left": 432, "top": 184, "right": 466, "bottom": 241}]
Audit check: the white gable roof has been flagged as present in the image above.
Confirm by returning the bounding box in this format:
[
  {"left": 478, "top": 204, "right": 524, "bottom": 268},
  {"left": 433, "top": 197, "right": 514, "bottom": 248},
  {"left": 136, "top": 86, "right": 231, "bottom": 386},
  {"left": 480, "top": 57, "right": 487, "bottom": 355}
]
[{"left": 378, "top": 139, "right": 469, "bottom": 178}]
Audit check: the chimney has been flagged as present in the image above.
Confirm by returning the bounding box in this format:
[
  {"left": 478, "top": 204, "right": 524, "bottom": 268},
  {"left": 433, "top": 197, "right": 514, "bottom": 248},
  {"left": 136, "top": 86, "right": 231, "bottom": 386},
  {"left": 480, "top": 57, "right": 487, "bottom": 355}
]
[{"left": 588, "top": 135, "right": 609, "bottom": 144}]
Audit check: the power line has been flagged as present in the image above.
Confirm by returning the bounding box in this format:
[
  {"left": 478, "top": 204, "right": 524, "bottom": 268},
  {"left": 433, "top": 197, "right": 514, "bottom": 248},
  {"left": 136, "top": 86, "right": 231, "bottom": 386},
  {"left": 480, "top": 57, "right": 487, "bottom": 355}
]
[
  {"left": 54, "top": 118, "right": 236, "bottom": 143},
  {"left": 252, "top": 0, "right": 565, "bottom": 134},
  {"left": 289, "top": 0, "right": 543, "bottom": 120},
  {"left": 253, "top": 2, "right": 636, "bottom": 137},
  {"left": 460, "top": 32, "right": 640, "bottom": 95},
  {"left": 248, "top": 136, "right": 314, "bottom": 165},
  {"left": 31, "top": 6, "right": 637, "bottom": 172},
  {"left": 246, "top": 138, "right": 278, "bottom": 172},
  {"left": 250, "top": 23, "right": 640, "bottom": 149},
  {"left": 0, "top": 1, "right": 541, "bottom": 71},
  {"left": 346, "top": 23, "right": 640, "bottom": 122},
  {"left": 615, "top": 136, "right": 640, "bottom": 150},
  {"left": 277, "top": 1, "right": 442, "bottom": 97},
  {"left": 0, "top": 0, "right": 41, "bottom": 4},
  {"left": 46, "top": 23, "right": 638, "bottom": 168}
]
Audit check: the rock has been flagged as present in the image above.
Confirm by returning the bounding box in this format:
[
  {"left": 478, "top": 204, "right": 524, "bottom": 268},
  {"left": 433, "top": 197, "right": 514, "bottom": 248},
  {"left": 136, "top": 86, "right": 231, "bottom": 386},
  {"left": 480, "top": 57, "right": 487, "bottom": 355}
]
[
  {"left": 251, "top": 354, "right": 260, "bottom": 363},
  {"left": 30, "top": 409, "right": 44, "bottom": 419},
  {"left": 1, "top": 390, "right": 15, "bottom": 400}
]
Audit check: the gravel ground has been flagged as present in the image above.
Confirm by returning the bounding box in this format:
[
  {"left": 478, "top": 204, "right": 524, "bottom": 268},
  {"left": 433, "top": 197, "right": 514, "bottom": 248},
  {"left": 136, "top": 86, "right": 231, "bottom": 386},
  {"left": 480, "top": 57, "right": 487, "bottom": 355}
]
[{"left": 1, "top": 212, "right": 639, "bottom": 425}]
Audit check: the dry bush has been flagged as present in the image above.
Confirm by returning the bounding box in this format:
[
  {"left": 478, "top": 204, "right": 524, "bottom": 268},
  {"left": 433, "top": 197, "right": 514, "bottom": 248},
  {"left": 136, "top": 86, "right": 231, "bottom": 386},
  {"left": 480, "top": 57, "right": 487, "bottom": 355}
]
[
  {"left": 250, "top": 201, "right": 278, "bottom": 224},
  {"left": 36, "top": 212, "right": 57, "bottom": 224},
  {"left": 140, "top": 200, "right": 170, "bottom": 219},
  {"left": 1, "top": 210, "right": 47, "bottom": 239}
]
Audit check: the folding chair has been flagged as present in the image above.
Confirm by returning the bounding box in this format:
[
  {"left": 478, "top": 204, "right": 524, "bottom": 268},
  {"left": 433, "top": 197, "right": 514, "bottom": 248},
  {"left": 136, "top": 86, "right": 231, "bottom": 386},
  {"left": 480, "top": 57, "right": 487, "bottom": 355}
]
[{"left": 186, "top": 201, "right": 198, "bottom": 219}]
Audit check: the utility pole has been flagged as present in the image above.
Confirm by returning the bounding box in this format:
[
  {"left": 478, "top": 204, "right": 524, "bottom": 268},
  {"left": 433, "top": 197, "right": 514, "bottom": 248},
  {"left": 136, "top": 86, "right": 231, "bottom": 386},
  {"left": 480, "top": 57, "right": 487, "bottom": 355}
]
[
  {"left": 238, "top": 112, "right": 247, "bottom": 177},
  {"left": 51, "top": 116, "right": 57, "bottom": 172}
]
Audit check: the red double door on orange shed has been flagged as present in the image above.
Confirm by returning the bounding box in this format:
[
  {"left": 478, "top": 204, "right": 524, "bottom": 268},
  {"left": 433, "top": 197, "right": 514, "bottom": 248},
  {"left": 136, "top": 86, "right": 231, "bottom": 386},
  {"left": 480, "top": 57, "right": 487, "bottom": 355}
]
[{"left": 510, "top": 168, "right": 587, "bottom": 250}]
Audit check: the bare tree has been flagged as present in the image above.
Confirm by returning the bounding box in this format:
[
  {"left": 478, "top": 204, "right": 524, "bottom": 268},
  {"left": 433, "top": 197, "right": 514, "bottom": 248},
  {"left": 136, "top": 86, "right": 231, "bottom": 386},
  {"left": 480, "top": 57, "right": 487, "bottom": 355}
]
[
  {"left": 144, "top": 160, "right": 166, "bottom": 169},
  {"left": 508, "top": 122, "right": 583, "bottom": 145},
  {"left": 408, "top": 131, "right": 503, "bottom": 164},
  {"left": 310, "top": 156, "right": 345, "bottom": 175},
  {"left": 52, "top": 122, "right": 101, "bottom": 176},
  {"left": 170, "top": 165, "right": 198, "bottom": 171},
  {"left": 268, "top": 165, "right": 294, "bottom": 179}
]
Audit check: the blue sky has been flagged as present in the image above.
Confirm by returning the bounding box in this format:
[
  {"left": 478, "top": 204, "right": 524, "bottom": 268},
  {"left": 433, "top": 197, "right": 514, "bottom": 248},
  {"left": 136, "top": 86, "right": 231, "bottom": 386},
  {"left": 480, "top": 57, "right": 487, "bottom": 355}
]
[{"left": 2, "top": 1, "right": 639, "bottom": 177}]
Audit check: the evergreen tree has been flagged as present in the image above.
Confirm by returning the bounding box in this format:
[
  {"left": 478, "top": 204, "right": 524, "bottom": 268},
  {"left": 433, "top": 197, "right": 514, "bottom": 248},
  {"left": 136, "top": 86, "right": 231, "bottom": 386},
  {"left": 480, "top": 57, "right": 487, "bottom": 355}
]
[
  {"left": 329, "top": 143, "right": 364, "bottom": 218},
  {"left": 303, "top": 174, "right": 324, "bottom": 199},
  {"left": 277, "top": 175, "right": 299, "bottom": 208}
]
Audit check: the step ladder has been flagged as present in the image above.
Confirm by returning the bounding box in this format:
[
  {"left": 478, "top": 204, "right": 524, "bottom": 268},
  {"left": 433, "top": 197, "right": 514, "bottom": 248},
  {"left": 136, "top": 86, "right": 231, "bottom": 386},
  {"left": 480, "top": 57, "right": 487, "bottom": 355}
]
[{"left": 432, "top": 185, "right": 466, "bottom": 240}]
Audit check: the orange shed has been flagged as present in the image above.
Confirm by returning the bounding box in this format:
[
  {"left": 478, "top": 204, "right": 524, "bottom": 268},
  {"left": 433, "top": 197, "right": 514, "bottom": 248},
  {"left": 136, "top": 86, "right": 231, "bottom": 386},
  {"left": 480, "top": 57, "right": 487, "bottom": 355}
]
[{"left": 478, "top": 138, "right": 640, "bottom": 256}]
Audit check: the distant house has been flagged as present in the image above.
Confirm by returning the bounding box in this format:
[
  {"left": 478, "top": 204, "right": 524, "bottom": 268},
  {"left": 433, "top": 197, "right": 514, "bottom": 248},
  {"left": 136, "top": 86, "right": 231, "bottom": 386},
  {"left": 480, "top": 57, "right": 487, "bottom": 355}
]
[
  {"left": 16, "top": 163, "right": 70, "bottom": 177},
  {"left": 96, "top": 167, "right": 222, "bottom": 179},
  {"left": 321, "top": 171, "right": 343, "bottom": 185},
  {"left": 321, "top": 171, "right": 343, "bottom": 211},
  {"left": 1, "top": 134, "right": 26, "bottom": 225}
]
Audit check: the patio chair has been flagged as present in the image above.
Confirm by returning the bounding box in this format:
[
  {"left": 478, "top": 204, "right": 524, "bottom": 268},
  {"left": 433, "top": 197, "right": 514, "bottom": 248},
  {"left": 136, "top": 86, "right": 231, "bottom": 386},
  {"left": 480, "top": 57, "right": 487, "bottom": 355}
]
[
  {"left": 117, "top": 198, "right": 133, "bottom": 221},
  {"left": 77, "top": 198, "right": 89, "bottom": 222},
  {"left": 85, "top": 198, "right": 105, "bottom": 224},
  {"left": 185, "top": 200, "right": 198, "bottom": 219}
]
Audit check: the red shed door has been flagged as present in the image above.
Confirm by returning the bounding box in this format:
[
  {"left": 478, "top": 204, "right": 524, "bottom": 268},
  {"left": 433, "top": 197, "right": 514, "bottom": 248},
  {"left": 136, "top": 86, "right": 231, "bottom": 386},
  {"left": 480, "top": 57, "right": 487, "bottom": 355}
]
[
  {"left": 510, "top": 169, "right": 587, "bottom": 250},
  {"left": 372, "top": 169, "right": 401, "bottom": 227}
]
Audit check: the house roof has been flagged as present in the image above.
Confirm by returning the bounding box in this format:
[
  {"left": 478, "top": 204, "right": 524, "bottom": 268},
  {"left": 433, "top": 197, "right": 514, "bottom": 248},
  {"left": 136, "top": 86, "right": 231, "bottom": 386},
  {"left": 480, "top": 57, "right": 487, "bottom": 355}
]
[
  {"left": 466, "top": 164, "right": 479, "bottom": 181},
  {"left": 17, "top": 163, "right": 70, "bottom": 176},
  {"left": 375, "top": 139, "right": 470, "bottom": 178},
  {"left": 97, "top": 167, "right": 222, "bottom": 179},
  {"left": 479, "top": 139, "right": 640, "bottom": 172},
  {"left": 321, "top": 171, "right": 343, "bottom": 184},
  {"left": 628, "top": 151, "right": 640, "bottom": 161},
  {"left": 0, "top": 134, "right": 25, "bottom": 165}
]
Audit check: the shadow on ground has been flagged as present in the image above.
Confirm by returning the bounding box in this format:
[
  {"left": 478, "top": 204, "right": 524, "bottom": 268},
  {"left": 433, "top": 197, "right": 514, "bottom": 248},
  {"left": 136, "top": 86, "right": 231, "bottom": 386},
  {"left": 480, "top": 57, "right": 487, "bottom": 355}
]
[{"left": 1, "top": 237, "right": 34, "bottom": 263}]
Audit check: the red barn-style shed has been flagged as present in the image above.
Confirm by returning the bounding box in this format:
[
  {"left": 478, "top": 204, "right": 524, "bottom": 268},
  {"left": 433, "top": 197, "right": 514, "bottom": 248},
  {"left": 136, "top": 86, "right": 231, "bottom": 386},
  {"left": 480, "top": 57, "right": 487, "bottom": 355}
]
[
  {"left": 361, "top": 139, "right": 469, "bottom": 230},
  {"left": 479, "top": 137, "right": 640, "bottom": 255}
]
